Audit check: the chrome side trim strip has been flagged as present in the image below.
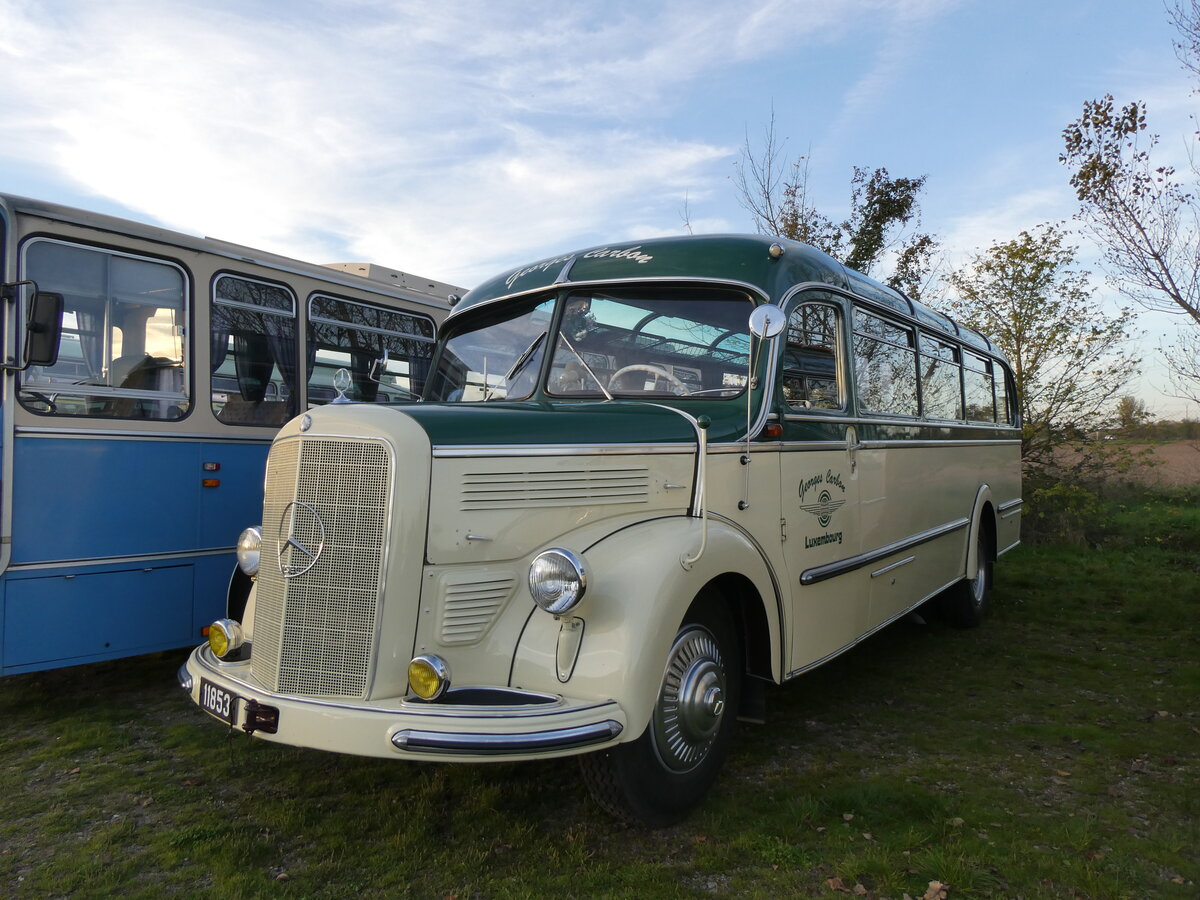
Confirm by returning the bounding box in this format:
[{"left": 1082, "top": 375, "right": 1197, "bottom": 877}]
[
  {"left": 14, "top": 426, "right": 275, "bottom": 443},
  {"left": 431, "top": 437, "right": 1021, "bottom": 458},
  {"left": 7, "top": 547, "right": 236, "bottom": 570},
  {"left": 800, "top": 517, "right": 970, "bottom": 586},
  {"left": 998, "top": 539, "right": 1021, "bottom": 557},
  {"left": 390, "top": 720, "right": 623, "bottom": 755},
  {"left": 870, "top": 555, "right": 915, "bottom": 578},
  {"left": 998, "top": 498, "right": 1024, "bottom": 519},
  {"left": 433, "top": 443, "right": 690, "bottom": 458},
  {"left": 851, "top": 438, "right": 1022, "bottom": 449}
]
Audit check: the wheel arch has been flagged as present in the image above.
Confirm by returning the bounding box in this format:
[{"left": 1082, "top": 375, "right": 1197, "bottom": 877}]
[
  {"left": 511, "top": 515, "right": 783, "bottom": 739},
  {"left": 965, "top": 485, "right": 998, "bottom": 579}
]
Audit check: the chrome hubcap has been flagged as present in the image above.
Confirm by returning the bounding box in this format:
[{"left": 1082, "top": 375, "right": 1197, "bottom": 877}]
[
  {"left": 651, "top": 625, "right": 727, "bottom": 772},
  {"left": 971, "top": 535, "right": 988, "bottom": 609}
]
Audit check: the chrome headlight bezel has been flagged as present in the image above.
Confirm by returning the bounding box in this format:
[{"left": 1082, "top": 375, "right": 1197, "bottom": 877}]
[
  {"left": 408, "top": 654, "right": 451, "bottom": 701},
  {"left": 528, "top": 548, "right": 588, "bottom": 615},
  {"left": 236, "top": 526, "right": 262, "bottom": 577},
  {"left": 208, "top": 618, "right": 245, "bottom": 659}
]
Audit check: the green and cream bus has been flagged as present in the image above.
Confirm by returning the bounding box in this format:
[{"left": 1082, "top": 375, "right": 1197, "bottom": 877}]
[{"left": 180, "top": 234, "right": 1022, "bottom": 824}]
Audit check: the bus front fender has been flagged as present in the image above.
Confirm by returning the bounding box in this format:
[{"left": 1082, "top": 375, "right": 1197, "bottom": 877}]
[{"left": 510, "top": 515, "right": 782, "bottom": 740}]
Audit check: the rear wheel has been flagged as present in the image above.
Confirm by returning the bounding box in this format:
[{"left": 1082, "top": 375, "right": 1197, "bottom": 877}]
[
  {"left": 939, "top": 523, "right": 993, "bottom": 628},
  {"left": 580, "top": 592, "right": 740, "bottom": 826}
]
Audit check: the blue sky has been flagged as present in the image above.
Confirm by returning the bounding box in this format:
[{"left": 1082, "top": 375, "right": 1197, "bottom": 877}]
[{"left": 1, "top": 0, "right": 1195, "bottom": 415}]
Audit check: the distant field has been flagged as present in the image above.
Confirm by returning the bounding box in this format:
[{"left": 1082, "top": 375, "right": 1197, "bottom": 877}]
[{"left": 1123, "top": 441, "right": 1200, "bottom": 486}]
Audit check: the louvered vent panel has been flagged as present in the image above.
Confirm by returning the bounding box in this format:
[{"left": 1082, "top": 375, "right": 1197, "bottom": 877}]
[
  {"left": 461, "top": 467, "right": 649, "bottom": 509},
  {"left": 440, "top": 574, "right": 515, "bottom": 644},
  {"left": 251, "top": 437, "right": 391, "bottom": 698}
]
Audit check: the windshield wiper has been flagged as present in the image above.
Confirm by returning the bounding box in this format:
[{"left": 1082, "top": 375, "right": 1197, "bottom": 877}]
[{"left": 505, "top": 331, "right": 547, "bottom": 383}]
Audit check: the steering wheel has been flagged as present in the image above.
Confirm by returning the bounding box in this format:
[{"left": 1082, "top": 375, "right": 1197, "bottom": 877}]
[{"left": 608, "top": 364, "right": 690, "bottom": 395}]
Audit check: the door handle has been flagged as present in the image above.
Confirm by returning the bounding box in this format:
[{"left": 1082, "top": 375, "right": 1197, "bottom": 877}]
[{"left": 846, "top": 426, "right": 862, "bottom": 473}]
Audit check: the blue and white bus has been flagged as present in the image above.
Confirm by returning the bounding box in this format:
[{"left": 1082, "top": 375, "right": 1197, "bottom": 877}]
[{"left": 0, "top": 194, "right": 457, "bottom": 674}]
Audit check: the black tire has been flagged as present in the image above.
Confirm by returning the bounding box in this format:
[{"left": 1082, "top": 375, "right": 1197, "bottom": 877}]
[
  {"left": 580, "top": 591, "right": 741, "bottom": 826},
  {"left": 939, "top": 523, "right": 993, "bottom": 628}
]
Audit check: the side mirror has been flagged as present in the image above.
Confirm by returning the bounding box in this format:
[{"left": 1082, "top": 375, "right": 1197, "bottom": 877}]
[
  {"left": 25, "top": 291, "right": 64, "bottom": 368},
  {"left": 748, "top": 304, "right": 786, "bottom": 339}
]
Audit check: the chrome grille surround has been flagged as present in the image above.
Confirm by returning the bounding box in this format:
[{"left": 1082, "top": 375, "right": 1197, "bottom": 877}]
[{"left": 252, "top": 436, "right": 393, "bottom": 698}]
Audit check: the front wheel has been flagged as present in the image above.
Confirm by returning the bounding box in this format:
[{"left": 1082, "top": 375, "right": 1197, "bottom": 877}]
[{"left": 580, "top": 593, "right": 740, "bottom": 826}]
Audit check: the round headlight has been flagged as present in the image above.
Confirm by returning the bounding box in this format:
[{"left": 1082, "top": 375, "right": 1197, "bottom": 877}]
[
  {"left": 236, "top": 526, "right": 262, "bottom": 577},
  {"left": 408, "top": 655, "right": 450, "bottom": 700},
  {"left": 529, "top": 548, "right": 587, "bottom": 615},
  {"left": 208, "top": 618, "right": 245, "bottom": 659}
]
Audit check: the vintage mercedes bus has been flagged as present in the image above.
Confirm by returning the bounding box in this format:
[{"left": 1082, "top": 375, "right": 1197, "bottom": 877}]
[{"left": 180, "top": 234, "right": 1022, "bottom": 824}]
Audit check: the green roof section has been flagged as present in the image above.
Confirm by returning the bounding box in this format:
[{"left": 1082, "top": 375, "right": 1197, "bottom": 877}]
[
  {"left": 451, "top": 233, "right": 1006, "bottom": 361},
  {"left": 454, "top": 234, "right": 851, "bottom": 313}
]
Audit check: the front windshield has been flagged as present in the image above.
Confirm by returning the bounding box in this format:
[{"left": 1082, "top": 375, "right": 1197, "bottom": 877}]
[
  {"left": 426, "top": 297, "right": 555, "bottom": 401},
  {"left": 427, "top": 287, "right": 754, "bottom": 402}
]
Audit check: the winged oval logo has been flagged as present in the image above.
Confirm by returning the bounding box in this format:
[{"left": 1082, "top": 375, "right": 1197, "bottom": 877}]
[
  {"left": 276, "top": 501, "right": 327, "bottom": 578},
  {"left": 798, "top": 489, "right": 846, "bottom": 529}
]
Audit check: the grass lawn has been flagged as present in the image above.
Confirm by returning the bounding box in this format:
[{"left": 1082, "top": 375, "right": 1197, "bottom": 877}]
[{"left": 1, "top": 488, "right": 1197, "bottom": 899}]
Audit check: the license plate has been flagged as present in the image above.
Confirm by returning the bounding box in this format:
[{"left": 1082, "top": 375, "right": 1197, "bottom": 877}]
[{"left": 199, "top": 679, "right": 239, "bottom": 725}]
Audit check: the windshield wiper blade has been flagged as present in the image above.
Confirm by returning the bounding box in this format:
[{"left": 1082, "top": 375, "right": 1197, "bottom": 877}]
[{"left": 505, "top": 331, "right": 547, "bottom": 382}]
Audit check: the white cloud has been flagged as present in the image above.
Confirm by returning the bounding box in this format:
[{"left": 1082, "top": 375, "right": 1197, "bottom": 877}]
[{"left": 0, "top": 0, "right": 980, "bottom": 288}]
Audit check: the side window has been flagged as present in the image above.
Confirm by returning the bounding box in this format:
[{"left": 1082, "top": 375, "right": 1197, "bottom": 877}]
[
  {"left": 963, "top": 351, "right": 996, "bottom": 422},
  {"left": 918, "top": 332, "right": 963, "bottom": 420},
  {"left": 996, "top": 363, "right": 1014, "bottom": 425},
  {"left": 780, "top": 302, "right": 842, "bottom": 410},
  {"left": 306, "top": 294, "right": 436, "bottom": 405},
  {"left": 211, "top": 275, "right": 297, "bottom": 427},
  {"left": 852, "top": 307, "right": 918, "bottom": 417},
  {"left": 19, "top": 240, "right": 188, "bottom": 420}
]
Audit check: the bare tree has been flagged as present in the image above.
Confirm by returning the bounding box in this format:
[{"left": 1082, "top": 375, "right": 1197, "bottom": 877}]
[
  {"left": 1169, "top": 0, "right": 1200, "bottom": 81},
  {"left": 1060, "top": 2, "right": 1200, "bottom": 400},
  {"left": 733, "top": 115, "right": 938, "bottom": 297}
]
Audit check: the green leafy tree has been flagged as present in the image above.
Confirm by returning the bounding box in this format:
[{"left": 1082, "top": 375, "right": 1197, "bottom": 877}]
[
  {"left": 734, "top": 116, "right": 938, "bottom": 298},
  {"left": 945, "top": 224, "right": 1141, "bottom": 476},
  {"left": 1115, "top": 394, "right": 1152, "bottom": 433}
]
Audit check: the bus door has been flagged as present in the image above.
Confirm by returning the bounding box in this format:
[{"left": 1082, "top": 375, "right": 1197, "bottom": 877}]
[
  {"left": 776, "top": 295, "right": 867, "bottom": 670},
  {"left": 849, "top": 308, "right": 952, "bottom": 627}
]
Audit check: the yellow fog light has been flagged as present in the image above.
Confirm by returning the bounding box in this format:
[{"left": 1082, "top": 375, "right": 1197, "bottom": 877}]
[
  {"left": 208, "top": 618, "right": 245, "bottom": 659},
  {"left": 408, "top": 654, "right": 450, "bottom": 700}
]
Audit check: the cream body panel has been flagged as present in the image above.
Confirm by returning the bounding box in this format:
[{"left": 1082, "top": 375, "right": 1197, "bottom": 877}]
[
  {"left": 510, "top": 516, "right": 782, "bottom": 739},
  {"left": 859, "top": 440, "right": 1017, "bottom": 626},
  {"left": 779, "top": 435, "right": 867, "bottom": 667},
  {"left": 425, "top": 452, "right": 695, "bottom": 564}
]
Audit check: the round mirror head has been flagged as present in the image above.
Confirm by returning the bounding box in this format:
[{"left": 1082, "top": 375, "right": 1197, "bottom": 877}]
[{"left": 748, "top": 304, "right": 787, "bottom": 339}]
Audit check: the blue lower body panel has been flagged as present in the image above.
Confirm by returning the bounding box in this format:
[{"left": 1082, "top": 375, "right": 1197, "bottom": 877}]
[{"left": 1, "top": 553, "right": 233, "bottom": 675}]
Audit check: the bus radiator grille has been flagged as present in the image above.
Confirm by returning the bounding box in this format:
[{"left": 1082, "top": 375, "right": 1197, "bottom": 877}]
[{"left": 252, "top": 436, "right": 391, "bottom": 698}]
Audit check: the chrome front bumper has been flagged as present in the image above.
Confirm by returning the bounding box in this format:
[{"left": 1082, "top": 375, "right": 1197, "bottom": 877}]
[{"left": 179, "top": 646, "right": 625, "bottom": 762}]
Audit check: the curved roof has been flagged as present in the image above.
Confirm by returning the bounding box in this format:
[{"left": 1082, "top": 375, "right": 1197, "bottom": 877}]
[{"left": 452, "top": 233, "right": 1007, "bottom": 361}]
